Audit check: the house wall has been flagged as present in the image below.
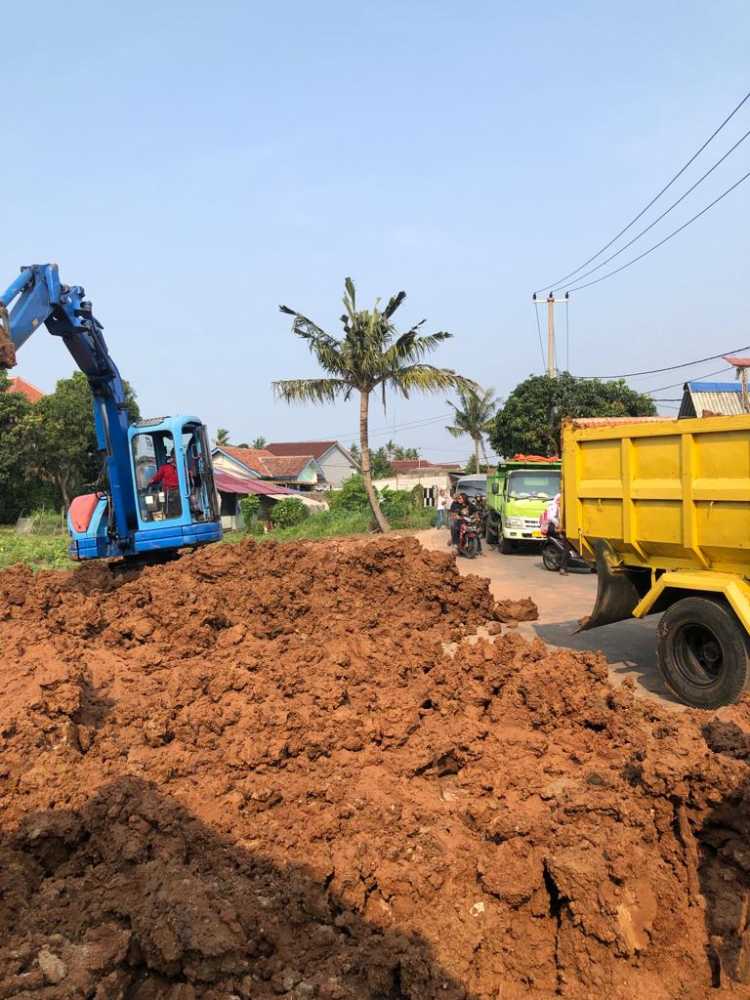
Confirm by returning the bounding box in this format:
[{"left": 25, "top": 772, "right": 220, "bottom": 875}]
[
  {"left": 296, "top": 460, "right": 323, "bottom": 486},
  {"left": 318, "top": 447, "right": 358, "bottom": 489},
  {"left": 372, "top": 472, "right": 452, "bottom": 507}
]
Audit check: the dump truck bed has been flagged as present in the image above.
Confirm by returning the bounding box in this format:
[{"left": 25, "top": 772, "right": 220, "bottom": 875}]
[{"left": 562, "top": 413, "right": 750, "bottom": 576}]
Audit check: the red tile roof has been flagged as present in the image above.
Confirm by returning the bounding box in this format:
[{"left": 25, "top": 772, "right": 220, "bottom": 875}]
[
  {"left": 7, "top": 376, "right": 44, "bottom": 403},
  {"left": 266, "top": 440, "right": 346, "bottom": 460},
  {"left": 219, "top": 446, "right": 315, "bottom": 480}
]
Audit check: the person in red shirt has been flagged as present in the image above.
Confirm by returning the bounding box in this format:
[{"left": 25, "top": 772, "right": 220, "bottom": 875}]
[{"left": 148, "top": 454, "right": 180, "bottom": 516}]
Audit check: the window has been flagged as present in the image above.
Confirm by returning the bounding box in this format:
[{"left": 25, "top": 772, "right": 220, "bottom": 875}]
[
  {"left": 506, "top": 470, "right": 560, "bottom": 499},
  {"left": 132, "top": 430, "right": 182, "bottom": 521}
]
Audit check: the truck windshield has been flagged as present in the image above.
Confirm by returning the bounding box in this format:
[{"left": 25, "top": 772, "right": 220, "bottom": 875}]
[{"left": 507, "top": 470, "right": 560, "bottom": 499}]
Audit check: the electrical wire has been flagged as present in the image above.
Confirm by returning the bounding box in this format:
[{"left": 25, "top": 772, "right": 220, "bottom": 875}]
[
  {"left": 643, "top": 365, "right": 733, "bottom": 396},
  {"left": 566, "top": 168, "right": 750, "bottom": 293},
  {"left": 534, "top": 88, "right": 750, "bottom": 293},
  {"left": 577, "top": 346, "right": 749, "bottom": 381},
  {"left": 555, "top": 124, "right": 750, "bottom": 291}
]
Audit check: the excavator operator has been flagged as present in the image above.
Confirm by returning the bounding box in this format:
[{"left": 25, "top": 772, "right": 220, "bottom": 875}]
[{"left": 148, "top": 454, "right": 180, "bottom": 516}]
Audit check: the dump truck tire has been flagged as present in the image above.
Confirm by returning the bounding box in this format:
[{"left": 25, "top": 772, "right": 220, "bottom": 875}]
[
  {"left": 542, "top": 543, "right": 561, "bottom": 572},
  {"left": 498, "top": 524, "right": 514, "bottom": 554},
  {"left": 656, "top": 597, "right": 750, "bottom": 709},
  {"left": 485, "top": 515, "right": 498, "bottom": 546}
]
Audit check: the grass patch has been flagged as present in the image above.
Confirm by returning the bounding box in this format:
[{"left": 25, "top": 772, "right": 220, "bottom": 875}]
[
  {"left": 239, "top": 506, "right": 437, "bottom": 544},
  {"left": 0, "top": 528, "right": 70, "bottom": 571}
]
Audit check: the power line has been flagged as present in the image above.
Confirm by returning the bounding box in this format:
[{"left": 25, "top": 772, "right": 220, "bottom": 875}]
[
  {"left": 534, "top": 88, "right": 750, "bottom": 293},
  {"left": 555, "top": 124, "right": 750, "bottom": 291},
  {"left": 643, "top": 365, "right": 733, "bottom": 395},
  {"left": 577, "top": 345, "right": 749, "bottom": 381},
  {"left": 566, "top": 168, "right": 750, "bottom": 293}
]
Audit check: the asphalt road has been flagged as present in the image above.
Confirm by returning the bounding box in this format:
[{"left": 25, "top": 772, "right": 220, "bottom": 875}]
[{"left": 415, "top": 527, "right": 682, "bottom": 709}]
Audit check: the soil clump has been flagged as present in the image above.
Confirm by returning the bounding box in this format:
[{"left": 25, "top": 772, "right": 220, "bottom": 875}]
[{"left": 1, "top": 535, "right": 750, "bottom": 998}]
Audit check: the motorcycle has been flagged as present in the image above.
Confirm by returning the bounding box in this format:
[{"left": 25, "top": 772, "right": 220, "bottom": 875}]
[
  {"left": 457, "top": 513, "right": 482, "bottom": 559},
  {"left": 541, "top": 532, "right": 592, "bottom": 572}
]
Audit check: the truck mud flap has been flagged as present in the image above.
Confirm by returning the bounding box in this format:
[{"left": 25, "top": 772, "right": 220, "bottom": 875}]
[{"left": 577, "top": 540, "right": 643, "bottom": 631}]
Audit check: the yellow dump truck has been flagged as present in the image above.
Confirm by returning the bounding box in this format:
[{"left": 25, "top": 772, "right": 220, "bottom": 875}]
[{"left": 563, "top": 414, "right": 750, "bottom": 708}]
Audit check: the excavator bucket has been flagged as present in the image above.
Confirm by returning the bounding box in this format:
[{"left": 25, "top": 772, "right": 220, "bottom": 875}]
[
  {"left": 0, "top": 305, "right": 16, "bottom": 368},
  {"left": 577, "top": 539, "right": 643, "bottom": 631}
]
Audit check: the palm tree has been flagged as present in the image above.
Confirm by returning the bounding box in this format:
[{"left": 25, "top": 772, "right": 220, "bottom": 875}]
[
  {"left": 274, "top": 278, "right": 473, "bottom": 531},
  {"left": 446, "top": 386, "right": 500, "bottom": 473},
  {"left": 215, "top": 428, "right": 230, "bottom": 447}
]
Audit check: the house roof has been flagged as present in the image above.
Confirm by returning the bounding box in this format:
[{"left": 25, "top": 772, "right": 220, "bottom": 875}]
[
  {"left": 266, "top": 440, "right": 354, "bottom": 462},
  {"left": 679, "top": 381, "right": 744, "bottom": 418},
  {"left": 216, "top": 446, "right": 317, "bottom": 480},
  {"left": 390, "top": 459, "right": 463, "bottom": 473},
  {"left": 214, "top": 469, "right": 298, "bottom": 496},
  {"left": 7, "top": 376, "right": 44, "bottom": 403}
]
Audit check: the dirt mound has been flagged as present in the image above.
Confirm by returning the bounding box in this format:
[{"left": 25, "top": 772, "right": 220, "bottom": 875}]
[{"left": 0, "top": 535, "right": 749, "bottom": 998}]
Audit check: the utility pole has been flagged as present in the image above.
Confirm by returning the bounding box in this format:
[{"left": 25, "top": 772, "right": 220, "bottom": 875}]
[
  {"left": 532, "top": 292, "right": 569, "bottom": 378},
  {"left": 546, "top": 293, "right": 556, "bottom": 378}
]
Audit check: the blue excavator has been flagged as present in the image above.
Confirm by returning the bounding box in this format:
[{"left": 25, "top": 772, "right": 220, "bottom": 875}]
[{"left": 0, "top": 263, "right": 222, "bottom": 560}]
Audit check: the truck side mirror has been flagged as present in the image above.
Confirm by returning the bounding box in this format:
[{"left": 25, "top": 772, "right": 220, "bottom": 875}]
[{"left": 491, "top": 481, "right": 499, "bottom": 495}]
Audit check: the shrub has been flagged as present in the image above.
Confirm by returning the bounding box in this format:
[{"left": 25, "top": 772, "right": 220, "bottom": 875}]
[
  {"left": 328, "top": 475, "right": 370, "bottom": 513},
  {"left": 380, "top": 487, "right": 416, "bottom": 521},
  {"left": 270, "top": 497, "right": 309, "bottom": 529},
  {"left": 239, "top": 495, "right": 263, "bottom": 533}
]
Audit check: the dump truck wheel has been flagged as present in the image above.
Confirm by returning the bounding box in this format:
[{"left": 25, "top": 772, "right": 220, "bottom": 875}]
[
  {"left": 498, "top": 525, "right": 514, "bottom": 554},
  {"left": 542, "top": 543, "right": 561, "bottom": 572},
  {"left": 657, "top": 597, "right": 750, "bottom": 708},
  {"left": 485, "top": 515, "right": 498, "bottom": 546}
]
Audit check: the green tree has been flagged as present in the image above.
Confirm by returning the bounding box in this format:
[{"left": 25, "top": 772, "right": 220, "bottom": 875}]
[
  {"left": 446, "top": 385, "right": 500, "bottom": 473},
  {"left": 215, "top": 428, "right": 230, "bottom": 447},
  {"left": 491, "top": 373, "right": 656, "bottom": 458},
  {"left": 252, "top": 435, "right": 267, "bottom": 449},
  {"left": 274, "top": 278, "right": 472, "bottom": 531},
  {"left": 371, "top": 446, "right": 394, "bottom": 478},
  {"left": 0, "top": 370, "right": 34, "bottom": 521},
  {"left": 25, "top": 372, "right": 140, "bottom": 508}
]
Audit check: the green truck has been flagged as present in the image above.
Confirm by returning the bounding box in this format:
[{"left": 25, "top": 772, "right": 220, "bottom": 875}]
[{"left": 485, "top": 456, "right": 561, "bottom": 553}]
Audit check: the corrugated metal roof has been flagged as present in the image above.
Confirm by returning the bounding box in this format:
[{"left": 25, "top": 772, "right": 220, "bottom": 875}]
[
  {"left": 680, "top": 381, "right": 744, "bottom": 418},
  {"left": 213, "top": 469, "right": 298, "bottom": 496}
]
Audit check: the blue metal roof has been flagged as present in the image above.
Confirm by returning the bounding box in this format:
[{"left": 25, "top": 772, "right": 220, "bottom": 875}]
[{"left": 685, "top": 381, "right": 740, "bottom": 393}]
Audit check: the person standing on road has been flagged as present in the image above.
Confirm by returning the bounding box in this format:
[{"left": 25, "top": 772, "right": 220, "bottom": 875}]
[
  {"left": 436, "top": 488, "right": 449, "bottom": 528},
  {"left": 545, "top": 492, "right": 569, "bottom": 575}
]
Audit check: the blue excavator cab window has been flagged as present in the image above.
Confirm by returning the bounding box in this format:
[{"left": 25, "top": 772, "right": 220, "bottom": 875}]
[
  {"left": 132, "top": 430, "right": 183, "bottom": 521},
  {"left": 182, "top": 422, "right": 219, "bottom": 524}
]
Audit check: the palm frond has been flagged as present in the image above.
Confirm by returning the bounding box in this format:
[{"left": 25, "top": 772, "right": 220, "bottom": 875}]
[
  {"left": 389, "top": 365, "right": 475, "bottom": 399},
  {"left": 272, "top": 378, "right": 349, "bottom": 405},
  {"left": 383, "top": 290, "right": 406, "bottom": 319}
]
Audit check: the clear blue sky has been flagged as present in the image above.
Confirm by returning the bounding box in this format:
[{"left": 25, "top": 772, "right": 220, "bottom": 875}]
[{"left": 4, "top": 0, "right": 749, "bottom": 461}]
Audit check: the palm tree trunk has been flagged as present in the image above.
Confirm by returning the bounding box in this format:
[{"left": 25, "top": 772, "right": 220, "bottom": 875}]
[
  {"left": 480, "top": 437, "right": 490, "bottom": 468},
  {"left": 359, "top": 390, "right": 390, "bottom": 532},
  {"left": 474, "top": 437, "right": 480, "bottom": 474}
]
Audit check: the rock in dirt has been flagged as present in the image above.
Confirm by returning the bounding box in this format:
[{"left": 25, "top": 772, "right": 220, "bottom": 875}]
[{"left": 0, "top": 534, "right": 749, "bottom": 999}]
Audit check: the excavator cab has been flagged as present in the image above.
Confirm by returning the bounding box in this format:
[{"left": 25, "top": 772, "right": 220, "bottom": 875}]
[{"left": 68, "top": 415, "right": 222, "bottom": 560}]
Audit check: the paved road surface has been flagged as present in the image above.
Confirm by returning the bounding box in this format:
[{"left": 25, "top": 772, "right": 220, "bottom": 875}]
[{"left": 414, "top": 527, "right": 681, "bottom": 709}]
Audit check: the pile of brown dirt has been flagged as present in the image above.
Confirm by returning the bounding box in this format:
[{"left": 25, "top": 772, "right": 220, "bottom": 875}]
[{"left": 1, "top": 535, "right": 749, "bottom": 999}]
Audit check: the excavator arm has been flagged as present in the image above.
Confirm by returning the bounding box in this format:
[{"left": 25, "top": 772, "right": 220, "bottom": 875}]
[{"left": 0, "top": 264, "right": 138, "bottom": 548}]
